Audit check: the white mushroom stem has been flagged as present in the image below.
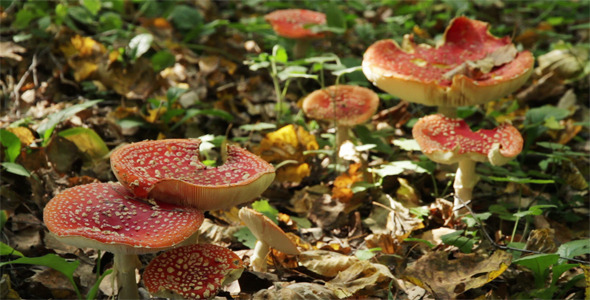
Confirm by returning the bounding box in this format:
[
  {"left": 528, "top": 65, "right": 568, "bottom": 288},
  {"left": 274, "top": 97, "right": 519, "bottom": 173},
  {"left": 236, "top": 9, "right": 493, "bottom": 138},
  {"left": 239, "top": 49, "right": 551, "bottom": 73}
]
[
  {"left": 336, "top": 124, "right": 350, "bottom": 152},
  {"left": 453, "top": 159, "right": 480, "bottom": 216},
  {"left": 250, "top": 240, "right": 270, "bottom": 272},
  {"left": 113, "top": 253, "right": 141, "bottom": 300}
]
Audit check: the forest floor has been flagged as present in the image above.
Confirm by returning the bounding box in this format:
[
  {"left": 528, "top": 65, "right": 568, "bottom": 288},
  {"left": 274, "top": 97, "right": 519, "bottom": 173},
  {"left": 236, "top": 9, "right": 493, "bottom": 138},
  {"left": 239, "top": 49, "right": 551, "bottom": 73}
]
[{"left": 1, "top": 1, "right": 589, "bottom": 299}]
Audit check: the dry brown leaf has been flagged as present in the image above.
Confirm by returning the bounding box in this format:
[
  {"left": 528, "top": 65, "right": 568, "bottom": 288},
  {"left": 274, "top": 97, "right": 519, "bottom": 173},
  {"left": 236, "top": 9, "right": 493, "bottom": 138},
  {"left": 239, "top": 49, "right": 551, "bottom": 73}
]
[
  {"left": 298, "top": 250, "right": 357, "bottom": 278},
  {"left": 525, "top": 228, "right": 558, "bottom": 253},
  {"left": 0, "top": 41, "right": 26, "bottom": 61},
  {"left": 365, "top": 233, "right": 401, "bottom": 254},
  {"left": 403, "top": 250, "right": 512, "bottom": 299},
  {"left": 325, "top": 259, "right": 394, "bottom": 298},
  {"left": 443, "top": 44, "right": 518, "bottom": 80},
  {"left": 332, "top": 163, "right": 363, "bottom": 203},
  {"left": 253, "top": 282, "right": 336, "bottom": 300},
  {"left": 59, "top": 35, "right": 106, "bottom": 81}
]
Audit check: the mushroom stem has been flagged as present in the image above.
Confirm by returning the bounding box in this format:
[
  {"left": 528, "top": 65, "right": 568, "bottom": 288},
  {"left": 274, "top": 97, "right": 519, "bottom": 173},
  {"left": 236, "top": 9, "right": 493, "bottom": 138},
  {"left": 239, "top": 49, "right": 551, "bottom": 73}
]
[
  {"left": 293, "top": 39, "right": 310, "bottom": 59},
  {"left": 113, "top": 253, "right": 141, "bottom": 300},
  {"left": 453, "top": 159, "right": 479, "bottom": 216},
  {"left": 437, "top": 106, "right": 457, "bottom": 118},
  {"left": 250, "top": 240, "right": 270, "bottom": 272}
]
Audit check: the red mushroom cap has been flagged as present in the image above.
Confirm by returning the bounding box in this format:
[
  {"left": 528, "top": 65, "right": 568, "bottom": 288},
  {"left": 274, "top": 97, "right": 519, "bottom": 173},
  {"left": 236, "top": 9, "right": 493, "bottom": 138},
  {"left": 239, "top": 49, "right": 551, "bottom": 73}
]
[
  {"left": 412, "top": 114, "right": 523, "bottom": 166},
  {"left": 302, "top": 85, "right": 380, "bottom": 126},
  {"left": 110, "top": 139, "right": 275, "bottom": 211},
  {"left": 143, "top": 244, "right": 244, "bottom": 299},
  {"left": 265, "top": 9, "right": 326, "bottom": 39},
  {"left": 43, "top": 182, "right": 204, "bottom": 254},
  {"left": 362, "top": 16, "right": 534, "bottom": 107}
]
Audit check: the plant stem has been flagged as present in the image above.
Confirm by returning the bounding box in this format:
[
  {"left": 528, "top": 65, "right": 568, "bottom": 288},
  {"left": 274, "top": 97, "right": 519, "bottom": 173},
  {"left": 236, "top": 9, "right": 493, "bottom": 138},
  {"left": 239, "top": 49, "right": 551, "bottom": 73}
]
[
  {"left": 113, "top": 253, "right": 140, "bottom": 300},
  {"left": 453, "top": 159, "right": 479, "bottom": 216},
  {"left": 250, "top": 240, "right": 270, "bottom": 272}
]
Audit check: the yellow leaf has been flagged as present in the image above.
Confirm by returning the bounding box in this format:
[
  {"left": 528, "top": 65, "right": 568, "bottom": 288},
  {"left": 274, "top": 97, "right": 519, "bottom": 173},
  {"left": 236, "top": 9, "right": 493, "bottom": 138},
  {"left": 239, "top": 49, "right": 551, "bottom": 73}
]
[
  {"left": 276, "top": 163, "right": 310, "bottom": 183},
  {"left": 58, "top": 127, "right": 109, "bottom": 163},
  {"left": 6, "top": 127, "right": 35, "bottom": 146}
]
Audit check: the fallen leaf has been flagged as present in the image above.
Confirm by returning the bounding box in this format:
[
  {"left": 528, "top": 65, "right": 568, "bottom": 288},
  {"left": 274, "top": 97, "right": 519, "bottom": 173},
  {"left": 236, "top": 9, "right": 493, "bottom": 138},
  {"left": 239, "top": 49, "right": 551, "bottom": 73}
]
[
  {"left": 325, "top": 259, "right": 394, "bottom": 298},
  {"left": 253, "top": 282, "right": 336, "bottom": 300},
  {"left": 6, "top": 127, "right": 36, "bottom": 146},
  {"left": 443, "top": 44, "right": 518, "bottom": 80},
  {"left": 298, "top": 250, "right": 358, "bottom": 278},
  {"left": 403, "top": 250, "right": 512, "bottom": 299},
  {"left": 0, "top": 42, "right": 26, "bottom": 61},
  {"left": 59, "top": 35, "right": 106, "bottom": 81},
  {"left": 525, "top": 228, "right": 558, "bottom": 253},
  {"left": 332, "top": 163, "right": 364, "bottom": 203}
]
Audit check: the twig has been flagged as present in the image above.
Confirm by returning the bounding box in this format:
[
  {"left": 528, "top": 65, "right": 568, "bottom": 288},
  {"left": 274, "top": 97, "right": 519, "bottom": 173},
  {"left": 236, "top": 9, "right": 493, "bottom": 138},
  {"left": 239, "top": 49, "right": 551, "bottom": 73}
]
[
  {"left": 455, "top": 194, "right": 590, "bottom": 265},
  {"left": 12, "top": 53, "right": 38, "bottom": 117}
]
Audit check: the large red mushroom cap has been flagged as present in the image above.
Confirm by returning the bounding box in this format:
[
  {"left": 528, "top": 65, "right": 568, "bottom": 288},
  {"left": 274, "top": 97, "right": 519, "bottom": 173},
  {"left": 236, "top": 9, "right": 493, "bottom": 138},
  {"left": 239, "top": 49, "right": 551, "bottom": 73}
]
[
  {"left": 110, "top": 139, "right": 275, "bottom": 210},
  {"left": 143, "top": 244, "right": 244, "bottom": 299},
  {"left": 412, "top": 114, "right": 523, "bottom": 166},
  {"left": 265, "top": 9, "right": 326, "bottom": 39},
  {"left": 43, "top": 182, "right": 204, "bottom": 254},
  {"left": 302, "top": 85, "right": 380, "bottom": 126},
  {"left": 362, "top": 16, "right": 534, "bottom": 107}
]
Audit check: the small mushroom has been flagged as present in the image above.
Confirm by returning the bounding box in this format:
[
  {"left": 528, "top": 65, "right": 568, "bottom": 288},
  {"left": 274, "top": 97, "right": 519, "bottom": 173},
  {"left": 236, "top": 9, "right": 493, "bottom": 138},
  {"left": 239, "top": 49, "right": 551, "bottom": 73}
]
[
  {"left": 143, "top": 244, "right": 244, "bottom": 299},
  {"left": 412, "top": 114, "right": 523, "bottom": 214},
  {"left": 110, "top": 139, "right": 275, "bottom": 211},
  {"left": 362, "top": 16, "right": 534, "bottom": 117},
  {"left": 238, "top": 207, "right": 300, "bottom": 272},
  {"left": 302, "top": 85, "right": 379, "bottom": 153},
  {"left": 265, "top": 9, "right": 326, "bottom": 58},
  {"left": 43, "top": 182, "right": 205, "bottom": 299}
]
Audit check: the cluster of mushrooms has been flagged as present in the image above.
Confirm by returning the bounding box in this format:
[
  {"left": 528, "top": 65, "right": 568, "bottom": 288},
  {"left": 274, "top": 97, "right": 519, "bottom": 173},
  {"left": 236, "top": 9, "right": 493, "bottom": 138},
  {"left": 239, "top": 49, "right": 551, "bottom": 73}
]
[
  {"left": 43, "top": 139, "right": 301, "bottom": 299},
  {"left": 43, "top": 10, "right": 534, "bottom": 300}
]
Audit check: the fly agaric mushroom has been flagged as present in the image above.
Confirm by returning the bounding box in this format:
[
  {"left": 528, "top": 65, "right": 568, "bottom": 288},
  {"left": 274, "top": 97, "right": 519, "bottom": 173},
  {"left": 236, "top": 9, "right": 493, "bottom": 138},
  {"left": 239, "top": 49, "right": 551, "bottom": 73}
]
[
  {"left": 238, "top": 207, "right": 300, "bottom": 272},
  {"left": 362, "top": 16, "right": 534, "bottom": 117},
  {"left": 43, "top": 182, "right": 205, "bottom": 300},
  {"left": 412, "top": 114, "right": 523, "bottom": 214},
  {"left": 265, "top": 9, "right": 326, "bottom": 58},
  {"left": 143, "top": 244, "right": 244, "bottom": 299},
  {"left": 302, "top": 85, "right": 379, "bottom": 152},
  {"left": 110, "top": 139, "right": 275, "bottom": 211}
]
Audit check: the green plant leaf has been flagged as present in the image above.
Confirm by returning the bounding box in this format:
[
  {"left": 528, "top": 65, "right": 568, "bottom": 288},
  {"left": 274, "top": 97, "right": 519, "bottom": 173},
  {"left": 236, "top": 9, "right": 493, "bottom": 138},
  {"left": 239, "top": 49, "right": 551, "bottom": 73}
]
[
  {"left": 239, "top": 122, "right": 277, "bottom": 131},
  {"left": 0, "top": 242, "right": 24, "bottom": 257},
  {"left": 0, "top": 129, "right": 21, "bottom": 163},
  {"left": 58, "top": 127, "right": 109, "bottom": 163},
  {"left": 36, "top": 99, "right": 103, "bottom": 145},
  {"left": 372, "top": 161, "right": 428, "bottom": 178},
  {"left": 68, "top": 6, "right": 94, "bottom": 25},
  {"left": 513, "top": 253, "right": 559, "bottom": 289},
  {"left": 82, "top": 0, "right": 101, "bottom": 15},
  {"left": 151, "top": 50, "right": 176, "bottom": 72},
  {"left": 234, "top": 227, "right": 257, "bottom": 249},
  {"left": 556, "top": 239, "right": 590, "bottom": 263},
  {"left": 169, "top": 5, "right": 203, "bottom": 31},
  {"left": 1, "top": 162, "right": 30, "bottom": 177},
  {"left": 0, "top": 254, "right": 81, "bottom": 299},
  {"left": 440, "top": 230, "right": 477, "bottom": 253},
  {"left": 86, "top": 269, "right": 112, "bottom": 300},
  {"left": 325, "top": 2, "right": 346, "bottom": 30},
  {"left": 129, "top": 33, "right": 153, "bottom": 59},
  {"left": 392, "top": 138, "right": 421, "bottom": 151},
  {"left": 251, "top": 199, "right": 279, "bottom": 224}
]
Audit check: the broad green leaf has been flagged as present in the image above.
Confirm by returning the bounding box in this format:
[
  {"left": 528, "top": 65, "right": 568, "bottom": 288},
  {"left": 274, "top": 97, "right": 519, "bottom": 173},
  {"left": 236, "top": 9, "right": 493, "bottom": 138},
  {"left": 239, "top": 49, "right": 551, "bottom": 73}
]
[
  {"left": 513, "top": 205, "right": 557, "bottom": 218},
  {"left": 0, "top": 129, "right": 21, "bottom": 162},
  {"left": 1, "top": 162, "right": 30, "bottom": 177},
  {"left": 234, "top": 227, "right": 257, "bottom": 249},
  {"left": 440, "top": 230, "right": 476, "bottom": 253},
  {"left": 0, "top": 210, "right": 7, "bottom": 231},
  {"left": 99, "top": 11, "right": 123, "bottom": 31},
  {"left": 513, "top": 253, "right": 559, "bottom": 289},
  {"left": 129, "top": 33, "right": 153, "bottom": 59},
  {"left": 372, "top": 161, "right": 428, "bottom": 178},
  {"left": 273, "top": 45, "right": 288, "bottom": 63},
  {"left": 169, "top": 5, "right": 203, "bottom": 31},
  {"left": 166, "top": 86, "right": 188, "bottom": 103},
  {"left": 488, "top": 204, "right": 517, "bottom": 221},
  {"left": 0, "top": 242, "right": 24, "bottom": 257},
  {"left": 58, "top": 127, "right": 109, "bottom": 163},
  {"left": 556, "top": 239, "right": 590, "bottom": 263},
  {"left": 151, "top": 50, "right": 176, "bottom": 72},
  {"left": 68, "top": 6, "right": 94, "bottom": 25},
  {"left": 0, "top": 253, "right": 81, "bottom": 299},
  {"left": 461, "top": 212, "right": 492, "bottom": 227},
  {"left": 325, "top": 2, "right": 346, "bottom": 30},
  {"left": 524, "top": 105, "right": 570, "bottom": 125},
  {"left": 36, "top": 99, "right": 103, "bottom": 145},
  {"left": 82, "top": 0, "right": 101, "bottom": 15},
  {"left": 251, "top": 199, "right": 279, "bottom": 224},
  {"left": 291, "top": 216, "right": 312, "bottom": 229}
]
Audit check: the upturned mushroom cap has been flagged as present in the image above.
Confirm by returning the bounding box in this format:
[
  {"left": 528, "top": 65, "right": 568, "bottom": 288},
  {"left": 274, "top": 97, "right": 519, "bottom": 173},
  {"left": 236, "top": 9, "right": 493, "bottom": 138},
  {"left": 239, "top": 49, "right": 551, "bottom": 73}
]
[
  {"left": 238, "top": 207, "right": 300, "bottom": 255},
  {"left": 143, "top": 244, "right": 244, "bottom": 299},
  {"left": 43, "top": 182, "right": 204, "bottom": 255},
  {"left": 110, "top": 139, "right": 275, "bottom": 211},
  {"left": 362, "top": 16, "right": 534, "bottom": 107},
  {"left": 412, "top": 114, "right": 523, "bottom": 166},
  {"left": 265, "top": 9, "right": 326, "bottom": 39},
  {"left": 302, "top": 85, "right": 380, "bottom": 126}
]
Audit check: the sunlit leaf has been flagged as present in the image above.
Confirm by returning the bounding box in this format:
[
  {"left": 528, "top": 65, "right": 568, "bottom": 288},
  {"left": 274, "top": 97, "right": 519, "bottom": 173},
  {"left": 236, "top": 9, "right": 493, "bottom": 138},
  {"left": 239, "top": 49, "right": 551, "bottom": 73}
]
[
  {"left": 1, "top": 162, "right": 30, "bottom": 177},
  {"left": 0, "top": 129, "right": 21, "bottom": 163},
  {"left": 128, "top": 33, "right": 153, "bottom": 59},
  {"left": 36, "top": 99, "right": 103, "bottom": 145},
  {"left": 82, "top": 0, "right": 101, "bottom": 15},
  {"left": 58, "top": 127, "right": 109, "bottom": 163},
  {"left": 251, "top": 199, "right": 279, "bottom": 224},
  {"left": 513, "top": 254, "right": 559, "bottom": 288},
  {"left": 0, "top": 242, "right": 24, "bottom": 257},
  {"left": 151, "top": 50, "right": 176, "bottom": 71}
]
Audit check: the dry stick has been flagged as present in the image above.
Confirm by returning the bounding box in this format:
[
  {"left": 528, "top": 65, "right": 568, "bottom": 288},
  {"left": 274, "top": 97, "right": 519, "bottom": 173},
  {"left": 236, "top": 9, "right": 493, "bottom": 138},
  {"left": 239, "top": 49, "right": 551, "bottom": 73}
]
[
  {"left": 12, "top": 53, "right": 38, "bottom": 118},
  {"left": 454, "top": 194, "right": 590, "bottom": 264}
]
